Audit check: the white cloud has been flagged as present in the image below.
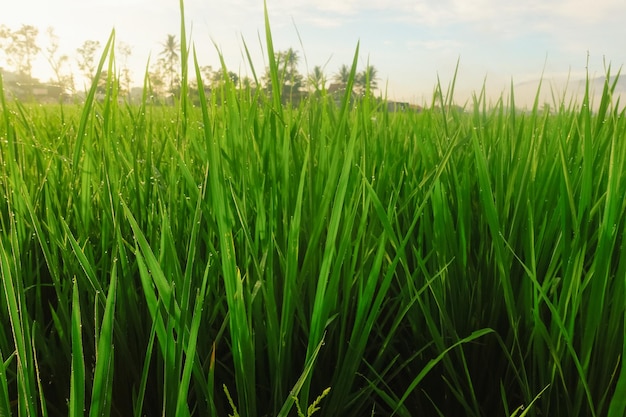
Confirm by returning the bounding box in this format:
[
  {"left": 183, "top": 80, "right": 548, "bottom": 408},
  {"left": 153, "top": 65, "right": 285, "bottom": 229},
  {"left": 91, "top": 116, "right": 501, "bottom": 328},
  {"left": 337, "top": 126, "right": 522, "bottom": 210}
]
[
  {"left": 544, "top": 0, "right": 625, "bottom": 21},
  {"left": 303, "top": 16, "right": 345, "bottom": 28},
  {"left": 349, "top": 0, "right": 626, "bottom": 36},
  {"left": 407, "top": 39, "right": 463, "bottom": 51},
  {"left": 310, "top": 0, "right": 360, "bottom": 15}
]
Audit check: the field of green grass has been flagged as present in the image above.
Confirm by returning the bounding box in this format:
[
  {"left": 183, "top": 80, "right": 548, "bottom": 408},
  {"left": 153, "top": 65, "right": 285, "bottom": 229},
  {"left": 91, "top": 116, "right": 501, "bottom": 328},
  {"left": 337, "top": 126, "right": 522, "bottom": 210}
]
[{"left": 1, "top": 4, "right": 626, "bottom": 417}]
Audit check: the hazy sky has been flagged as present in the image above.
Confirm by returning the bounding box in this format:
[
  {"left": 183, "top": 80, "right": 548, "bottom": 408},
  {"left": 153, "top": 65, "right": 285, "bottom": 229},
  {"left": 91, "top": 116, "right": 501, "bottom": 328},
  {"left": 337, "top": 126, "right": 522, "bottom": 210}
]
[{"left": 3, "top": 0, "right": 625, "bottom": 106}]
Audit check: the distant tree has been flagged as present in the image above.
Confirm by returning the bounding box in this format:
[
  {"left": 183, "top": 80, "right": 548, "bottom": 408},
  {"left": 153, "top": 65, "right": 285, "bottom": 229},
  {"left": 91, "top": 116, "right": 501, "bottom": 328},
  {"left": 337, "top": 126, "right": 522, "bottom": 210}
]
[
  {"left": 96, "top": 70, "right": 112, "bottom": 96},
  {"left": 197, "top": 65, "right": 214, "bottom": 81},
  {"left": 229, "top": 71, "right": 239, "bottom": 86},
  {"left": 262, "top": 47, "right": 304, "bottom": 102},
  {"left": 44, "top": 27, "right": 74, "bottom": 94},
  {"left": 189, "top": 65, "right": 211, "bottom": 100},
  {"left": 333, "top": 64, "right": 351, "bottom": 88},
  {"left": 280, "top": 48, "right": 299, "bottom": 71},
  {"left": 191, "top": 65, "right": 213, "bottom": 89},
  {"left": 117, "top": 42, "right": 133, "bottom": 96},
  {"left": 355, "top": 64, "right": 378, "bottom": 95},
  {"left": 76, "top": 40, "right": 101, "bottom": 86},
  {"left": 0, "top": 25, "right": 9, "bottom": 67},
  {"left": 308, "top": 65, "right": 326, "bottom": 91},
  {"left": 159, "top": 34, "right": 180, "bottom": 96},
  {"left": 1, "top": 24, "right": 40, "bottom": 79},
  {"left": 279, "top": 48, "right": 302, "bottom": 92},
  {"left": 212, "top": 68, "right": 239, "bottom": 87},
  {"left": 148, "top": 62, "right": 167, "bottom": 99},
  {"left": 240, "top": 76, "right": 254, "bottom": 91}
]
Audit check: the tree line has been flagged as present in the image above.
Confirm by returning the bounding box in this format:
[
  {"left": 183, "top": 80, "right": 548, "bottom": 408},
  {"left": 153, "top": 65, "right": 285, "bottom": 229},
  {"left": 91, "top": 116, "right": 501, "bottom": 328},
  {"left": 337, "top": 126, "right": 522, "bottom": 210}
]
[{"left": 0, "top": 24, "right": 378, "bottom": 102}]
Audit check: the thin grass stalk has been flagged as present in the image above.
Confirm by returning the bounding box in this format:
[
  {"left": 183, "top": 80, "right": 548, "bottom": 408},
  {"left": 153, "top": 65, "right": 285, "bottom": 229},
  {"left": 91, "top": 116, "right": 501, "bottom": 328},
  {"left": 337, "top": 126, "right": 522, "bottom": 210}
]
[
  {"left": 89, "top": 261, "right": 117, "bottom": 417},
  {"left": 193, "top": 48, "right": 257, "bottom": 417},
  {"left": 302, "top": 49, "right": 360, "bottom": 410},
  {"left": 69, "top": 281, "right": 85, "bottom": 417},
  {"left": 263, "top": 0, "right": 284, "bottom": 114},
  {"left": 174, "top": 263, "right": 209, "bottom": 417},
  {"left": 177, "top": 0, "right": 190, "bottom": 146},
  {"left": 72, "top": 31, "right": 115, "bottom": 235},
  {"left": 0, "top": 350, "right": 12, "bottom": 416}
]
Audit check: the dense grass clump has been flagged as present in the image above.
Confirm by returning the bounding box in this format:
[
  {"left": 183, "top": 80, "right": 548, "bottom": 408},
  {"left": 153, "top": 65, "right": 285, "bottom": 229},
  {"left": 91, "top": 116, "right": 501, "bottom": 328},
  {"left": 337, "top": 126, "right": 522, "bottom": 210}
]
[{"left": 1, "top": 5, "right": 626, "bottom": 417}]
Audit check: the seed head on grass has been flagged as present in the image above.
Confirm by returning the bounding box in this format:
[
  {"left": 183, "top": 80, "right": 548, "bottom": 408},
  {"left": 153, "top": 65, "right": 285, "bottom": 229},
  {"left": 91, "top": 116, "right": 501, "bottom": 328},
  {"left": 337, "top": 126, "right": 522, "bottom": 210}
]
[
  {"left": 224, "top": 384, "right": 240, "bottom": 417},
  {"left": 294, "top": 387, "right": 331, "bottom": 417}
]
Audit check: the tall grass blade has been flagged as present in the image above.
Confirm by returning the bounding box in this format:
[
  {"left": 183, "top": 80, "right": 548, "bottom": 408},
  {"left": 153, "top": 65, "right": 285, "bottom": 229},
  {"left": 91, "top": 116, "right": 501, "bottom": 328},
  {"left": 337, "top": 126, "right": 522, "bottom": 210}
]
[
  {"left": 391, "top": 329, "right": 494, "bottom": 416},
  {"left": 276, "top": 336, "right": 326, "bottom": 417},
  {"left": 89, "top": 262, "right": 117, "bottom": 417},
  {"left": 193, "top": 47, "right": 256, "bottom": 417},
  {"left": 175, "top": 265, "right": 209, "bottom": 417},
  {"left": 0, "top": 232, "right": 37, "bottom": 417},
  {"left": 69, "top": 281, "right": 85, "bottom": 417}
]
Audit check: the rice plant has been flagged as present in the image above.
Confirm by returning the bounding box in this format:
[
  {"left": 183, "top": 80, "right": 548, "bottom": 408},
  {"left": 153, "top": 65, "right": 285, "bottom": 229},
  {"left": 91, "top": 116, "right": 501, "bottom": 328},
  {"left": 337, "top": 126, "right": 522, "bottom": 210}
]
[{"left": 0, "top": 1, "right": 625, "bottom": 416}]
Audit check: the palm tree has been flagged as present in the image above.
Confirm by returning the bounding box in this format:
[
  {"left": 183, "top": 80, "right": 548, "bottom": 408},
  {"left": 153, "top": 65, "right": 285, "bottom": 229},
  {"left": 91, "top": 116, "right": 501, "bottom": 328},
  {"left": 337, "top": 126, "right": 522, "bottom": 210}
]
[
  {"left": 308, "top": 65, "right": 326, "bottom": 91},
  {"left": 284, "top": 48, "right": 298, "bottom": 71},
  {"left": 278, "top": 48, "right": 302, "bottom": 90},
  {"left": 356, "top": 64, "right": 378, "bottom": 95},
  {"left": 159, "top": 34, "right": 180, "bottom": 96},
  {"left": 333, "top": 64, "right": 351, "bottom": 88}
]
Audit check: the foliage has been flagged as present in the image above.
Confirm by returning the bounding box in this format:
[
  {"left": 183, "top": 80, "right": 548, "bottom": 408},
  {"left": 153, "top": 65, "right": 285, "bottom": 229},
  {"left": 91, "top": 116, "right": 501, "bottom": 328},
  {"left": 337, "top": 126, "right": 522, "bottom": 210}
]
[
  {"left": 0, "top": 24, "right": 40, "bottom": 77},
  {"left": 262, "top": 47, "right": 305, "bottom": 102},
  {"left": 0, "top": 3, "right": 626, "bottom": 417},
  {"left": 159, "top": 33, "right": 181, "bottom": 96},
  {"left": 116, "top": 42, "right": 133, "bottom": 96},
  {"left": 44, "top": 27, "right": 75, "bottom": 94},
  {"left": 332, "top": 63, "right": 378, "bottom": 97},
  {"left": 355, "top": 64, "right": 378, "bottom": 95},
  {"left": 76, "top": 39, "right": 101, "bottom": 85},
  {"left": 308, "top": 65, "right": 326, "bottom": 92},
  {"left": 333, "top": 63, "right": 351, "bottom": 86}
]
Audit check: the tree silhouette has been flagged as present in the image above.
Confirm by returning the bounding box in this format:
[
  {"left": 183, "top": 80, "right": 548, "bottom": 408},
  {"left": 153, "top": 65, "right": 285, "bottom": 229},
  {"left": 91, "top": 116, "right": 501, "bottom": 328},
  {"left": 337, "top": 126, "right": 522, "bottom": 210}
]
[
  {"left": 117, "top": 42, "right": 133, "bottom": 96},
  {"left": 356, "top": 64, "right": 378, "bottom": 95},
  {"left": 308, "top": 65, "right": 326, "bottom": 91},
  {"left": 159, "top": 34, "right": 180, "bottom": 96},
  {"left": 0, "top": 25, "right": 9, "bottom": 66},
  {"left": 148, "top": 63, "right": 167, "bottom": 99},
  {"left": 1, "top": 24, "right": 40, "bottom": 79},
  {"left": 76, "top": 40, "right": 101, "bottom": 86},
  {"left": 262, "top": 48, "right": 304, "bottom": 103},
  {"left": 277, "top": 47, "right": 302, "bottom": 91},
  {"left": 212, "top": 68, "right": 239, "bottom": 87},
  {"left": 281, "top": 48, "right": 298, "bottom": 73},
  {"left": 333, "top": 64, "right": 351, "bottom": 87},
  {"left": 45, "top": 27, "right": 74, "bottom": 94}
]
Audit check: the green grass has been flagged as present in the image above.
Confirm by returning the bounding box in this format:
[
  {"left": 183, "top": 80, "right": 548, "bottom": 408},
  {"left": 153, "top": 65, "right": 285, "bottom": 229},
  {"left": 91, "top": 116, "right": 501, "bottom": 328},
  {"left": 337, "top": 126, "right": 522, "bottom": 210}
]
[{"left": 1, "top": 2, "right": 626, "bottom": 416}]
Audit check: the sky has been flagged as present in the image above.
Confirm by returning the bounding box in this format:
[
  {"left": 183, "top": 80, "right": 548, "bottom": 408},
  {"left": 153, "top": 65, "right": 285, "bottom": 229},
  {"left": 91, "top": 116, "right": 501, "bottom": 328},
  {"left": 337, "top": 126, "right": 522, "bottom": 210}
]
[{"left": 2, "top": 0, "right": 626, "bottom": 107}]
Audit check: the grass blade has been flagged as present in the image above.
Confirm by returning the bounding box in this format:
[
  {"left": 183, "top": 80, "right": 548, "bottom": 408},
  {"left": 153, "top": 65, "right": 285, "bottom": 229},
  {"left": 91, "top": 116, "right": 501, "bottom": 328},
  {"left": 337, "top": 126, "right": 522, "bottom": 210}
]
[{"left": 69, "top": 281, "right": 85, "bottom": 417}]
